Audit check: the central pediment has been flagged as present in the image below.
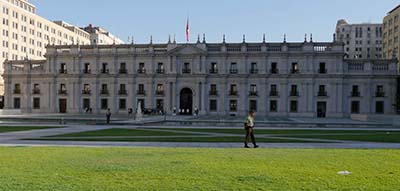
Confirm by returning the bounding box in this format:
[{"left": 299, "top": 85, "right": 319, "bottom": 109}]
[{"left": 167, "top": 44, "right": 207, "bottom": 55}]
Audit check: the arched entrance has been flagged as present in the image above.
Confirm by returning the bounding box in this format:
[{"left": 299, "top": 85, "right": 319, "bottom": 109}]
[{"left": 179, "top": 88, "right": 193, "bottom": 115}]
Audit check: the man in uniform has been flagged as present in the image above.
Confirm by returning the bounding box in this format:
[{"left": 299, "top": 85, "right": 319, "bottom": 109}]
[{"left": 244, "top": 111, "right": 259, "bottom": 148}]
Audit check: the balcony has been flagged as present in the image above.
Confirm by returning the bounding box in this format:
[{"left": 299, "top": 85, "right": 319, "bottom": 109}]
[
  {"left": 351, "top": 91, "right": 361, "bottom": 97},
  {"left": 137, "top": 68, "right": 146, "bottom": 74},
  {"left": 290, "top": 69, "right": 300, "bottom": 74},
  {"left": 156, "top": 90, "right": 164, "bottom": 96},
  {"left": 119, "top": 68, "right": 128, "bottom": 74},
  {"left": 137, "top": 90, "right": 146, "bottom": 95},
  {"left": 209, "top": 69, "right": 218, "bottom": 74},
  {"left": 83, "top": 69, "right": 91, "bottom": 74},
  {"left": 13, "top": 89, "right": 21, "bottom": 94},
  {"left": 249, "top": 91, "right": 258, "bottom": 96},
  {"left": 82, "top": 90, "right": 91, "bottom": 95},
  {"left": 156, "top": 69, "right": 165, "bottom": 74},
  {"left": 209, "top": 90, "right": 218, "bottom": 96},
  {"left": 118, "top": 90, "right": 127, "bottom": 95},
  {"left": 59, "top": 69, "right": 67, "bottom": 74},
  {"left": 32, "top": 89, "right": 40, "bottom": 94},
  {"left": 100, "top": 89, "right": 109, "bottom": 95},
  {"left": 317, "top": 91, "right": 328, "bottom": 97},
  {"left": 182, "top": 68, "right": 191, "bottom": 74},
  {"left": 375, "top": 91, "right": 385, "bottom": 97},
  {"left": 58, "top": 90, "right": 67, "bottom": 95},
  {"left": 318, "top": 68, "right": 327, "bottom": 74},
  {"left": 100, "top": 69, "right": 109, "bottom": 74},
  {"left": 270, "top": 68, "right": 279, "bottom": 74},
  {"left": 290, "top": 91, "right": 299, "bottom": 96},
  {"left": 229, "top": 91, "right": 238, "bottom": 96},
  {"left": 250, "top": 69, "right": 259, "bottom": 74},
  {"left": 269, "top": 91, "right": 279, "bottom": 96},
  {"left": 229, "top": 69, "right": 238, "bottom": 74}
]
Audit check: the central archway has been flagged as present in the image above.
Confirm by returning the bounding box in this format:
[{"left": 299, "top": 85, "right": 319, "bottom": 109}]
[{"left": 179, "top": 88, "right": 193, "bottom": 115}]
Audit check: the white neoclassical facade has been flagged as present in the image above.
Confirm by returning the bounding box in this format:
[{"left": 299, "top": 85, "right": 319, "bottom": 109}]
[{"left": 2, "top": 37, "right": 399, "bottom": 117}]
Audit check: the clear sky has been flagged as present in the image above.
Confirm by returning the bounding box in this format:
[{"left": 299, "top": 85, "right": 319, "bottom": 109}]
[{"left": 29, "top": 0, "right": 400, "bottom": 44}]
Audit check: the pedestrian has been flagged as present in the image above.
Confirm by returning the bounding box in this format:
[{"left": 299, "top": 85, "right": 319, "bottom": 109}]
[
  {"left": 244, "top": 111, "right": 259, "bottom": 148},
  {"left": 106, "top": 108, "right": 112, "bottom": 124}
]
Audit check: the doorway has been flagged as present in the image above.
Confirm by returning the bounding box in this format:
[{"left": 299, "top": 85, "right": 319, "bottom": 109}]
[
  {"left": 59, "top": 99, "right": 67, "bottom": 113},
  {"left": 179, "top": 88, "right": 193, "bottom": 115},
  {"left": 317, "top": 101, "right": 326, "bottom": 118}
]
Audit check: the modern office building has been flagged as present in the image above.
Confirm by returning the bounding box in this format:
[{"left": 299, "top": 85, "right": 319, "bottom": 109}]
[
  {"left": 383, "top": 5, "right": 400, "bottom": 59},
  {"left": 336, "top": 19, "right": 383, "bottom": 59},
  {"left": 3, "top": 37, "right": 398, "bottom": 117},
  {"left": 0, "top": 0, "right": 123, "bottom": 95}
]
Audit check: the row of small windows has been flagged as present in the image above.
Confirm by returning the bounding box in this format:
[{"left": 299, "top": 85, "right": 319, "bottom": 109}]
[
  {"left": 2, "top": 1, "right": 35, "bottom": 14},
  {"left": 13, "top": 83, "right": 386, "bottom": 99},
  {"left": 10, "top": 97, "right": 386, "bottom": 115},
  {"left": 59, "top": 62, "right": 328, "bottom": 75}
]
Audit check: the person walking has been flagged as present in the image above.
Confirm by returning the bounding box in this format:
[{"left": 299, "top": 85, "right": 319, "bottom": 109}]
[
  {"left": 244, "top": 111, "right": 259, "bottom": 148},
  {"left": 106, "top": 108, "right": 112, "bottom": 124}
]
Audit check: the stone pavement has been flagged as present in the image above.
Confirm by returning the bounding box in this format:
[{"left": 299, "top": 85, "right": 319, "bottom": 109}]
[{"left": 0, "top": 124, "right": 400, "bottom": 149}]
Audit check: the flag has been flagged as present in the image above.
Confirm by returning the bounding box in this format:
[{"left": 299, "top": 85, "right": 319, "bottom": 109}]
[{"left": 186, "top": 18, "right": 190, "bottom": 42}]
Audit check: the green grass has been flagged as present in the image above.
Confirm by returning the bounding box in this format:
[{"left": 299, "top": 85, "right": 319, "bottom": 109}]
[
  {"left": 35, "top": 136, "right": 326, "bottom": 143},
  {"left": 49, "top": 128, "right": 194, "bottom": 137},
  {"left": 280, "top": 133, "right": 400, "bottom": 143},
  {"left": 0, "top": 147, "right": 398, "bottom": 190},
  {"left": 0, "top": 126, "right": 62, "bottom": 133}
]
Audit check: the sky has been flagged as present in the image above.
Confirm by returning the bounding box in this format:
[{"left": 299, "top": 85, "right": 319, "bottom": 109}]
[{"left": 29, "top": 0, "right": 400, "bottom": 44}]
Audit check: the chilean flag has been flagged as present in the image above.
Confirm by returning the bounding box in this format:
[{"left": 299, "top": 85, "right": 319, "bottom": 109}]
[{"left": 186, "top": 18, "right": 190, "bottom": 43}]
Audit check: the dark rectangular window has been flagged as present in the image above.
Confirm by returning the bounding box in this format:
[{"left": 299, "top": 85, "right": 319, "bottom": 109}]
[
  {"left": 319, "top": 62, "right": 326, "bottom": 73},
  {"left": 156, "top": 99, "right": 164, "bottom": 112},
  {"left": 290, "top": 100, "right": 298, "bottom": 112},
  {"left": 351, "top": 101, "right": 360, "bottom": 114},
  {"left": 230, "top": 63, "right": 238, "bottom": 73},
  {"left": 352, "top": 85, "right": 360, "bottom": 97},
  {"left": 13, "top": 97, "right": 20, "bottom": 109},
  {"left": 291, "top": 63, "right": 299, "bottom": 73},
  {"left": 271, "top": 62, "right": 278, "bottom": 74},
  {"left": 375, "top": 101, "right": 384, "bottom": 114},
  {"left": 33, "top": 97, "right": 40, "bottom": 109},
  {"left": 119, "top": 99, "right": 126, "bottom": 110},
  {"left": 249, "top": 100, "right": 257, "bottom": 112},
  {"left": 84, "top": 63, "right": 90, "bottom": 73},
  {"left": 229, "top": 100, "right": 237, "bottom": 112},
  {"left": 209, "top": 100, "right": 217, "bottom": 111},
  {"left": 83, "top": 98, "right": 90, "bottom": 110},
  {"left": 101, "top": 99, "right": 108, "bottom": 110},
  {"left": 270, "top": 100, "right": 277, "bottom": 112}
]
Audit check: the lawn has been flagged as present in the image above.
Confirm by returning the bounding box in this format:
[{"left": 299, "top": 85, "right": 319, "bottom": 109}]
[
  {"left": 0, "top": 147, "right": 398, "bottom": 190},
  {"left": 0, "top": 126, "right": 62, "bottom": 133}
]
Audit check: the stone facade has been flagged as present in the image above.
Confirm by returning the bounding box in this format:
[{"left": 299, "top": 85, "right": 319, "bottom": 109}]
[
  {"left": 3, "top": 38, "right": 398, "bottom": 117},
  {"left": 383, "top": 5, "right": 400, "bottom": 59}
]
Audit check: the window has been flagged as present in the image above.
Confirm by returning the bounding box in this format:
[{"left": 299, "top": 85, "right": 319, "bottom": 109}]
[
  {"left": 250, "top": 62, "right": 258, "bottom": 74},
  {"left": 156, "top": 84, "right": 164, "bottom": 95},
  {"left": 376, "top": 85, "right": 384, "bottom": 97},
  {"left": 33, "top": 84, "right": 40, "bottom": 94},
  {"left": 230, "top": 63, "right": 238, "bottom": 73},
  {"left": 119, "top": 63, "right": 127, "bottom": 74},
  {"left": 249, "top": 100, "right": 257, "bottom": 112},
  {"left": 83, "top": 99, "right": 90, "bottom": 110},
  {"left": 157, "top": 63, "right": 164, "bottom": 73},
  {"left": 290, "top": 85, "right": 298, "bottom": 96},
  {"left": 375, "top": 101, "right": 384, "bottom": 114},
  {"left": 138, "top": 84, "right": 145, "bottom": 95},
  {"left": 319, "top": 62, "right": 326, "bottom": 73},
  {"left": 156, "top": 99, "right": 164, "bottom": 111},
  {"left": 210, "top": 62, "right": 218, "bottom": 73},
  {"left": 13, "top": 84, "right": 21, "bottom": 94},
  {"left": 138, "top": 63, "right": 145, "bottom": 73},
  {"left": 290, "top": 100, "right": 298, "bottom": 112},
  {"left": 119, "top": 84, "right": 127, "bottom": 95},
  {"left": 291, "top": 63, "right": 299, "bottom": 74},
  {"left": 250, "top": 84, "right": 257, "bottom": 96},
  {"left": 101, "top": 84, "right": 108, "bottom": 95},
  {"left": 270, "top": 100, "right": 277, "bottom": 112},
  {"left": 13, "top": 98, "right": 20, "bottom": 109},
  {"left": 318, "top": 85, "right": 327, "bottom": 96},
  {"left": 351, "top": 101, "right": 360, "bottom": 114},
  {"left": 101, "top": 63, "right": 108, "bottom": 74},
  {"left": 183, "top": 63, "right": 191, "bottom": 73},
  {"left": 33, "top": 98, "right": 40, "bottom": 109},
  {"left": 270, "top": 84, "right": 278, "bottom": 96},
  {"left": 101, "top": 99, "right": 108, "bottom": 110},
  {"left": 230, "top": 84, "right": 237, "bottom": 95},
  {"left": 83, "top": 84, "right": 91, "bottom": 94},
  {"left": 119, "top": 99, "right": 126, "bottom": 110},
  {"left": 352, "top": 85, "right": 360, "bottom": 97},
  {"left": 137, "top": 99, "right": 145, "bottom": 111},
  {"left": 84, "top": 63, "right": 90, "bottom": 73},
  {"left": 229, "top": 100, "right": 237, "bottom": 112},
  {"left": 60, "top": 63, "right": 66, "bottom": 73},
  {"left": 209, "top": 100, "right": 217, "bottom": 111}
]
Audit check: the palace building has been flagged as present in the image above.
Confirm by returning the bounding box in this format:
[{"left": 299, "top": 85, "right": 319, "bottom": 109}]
[{"left": 2, "top": 36, "right": 398, "bottom": 117}]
